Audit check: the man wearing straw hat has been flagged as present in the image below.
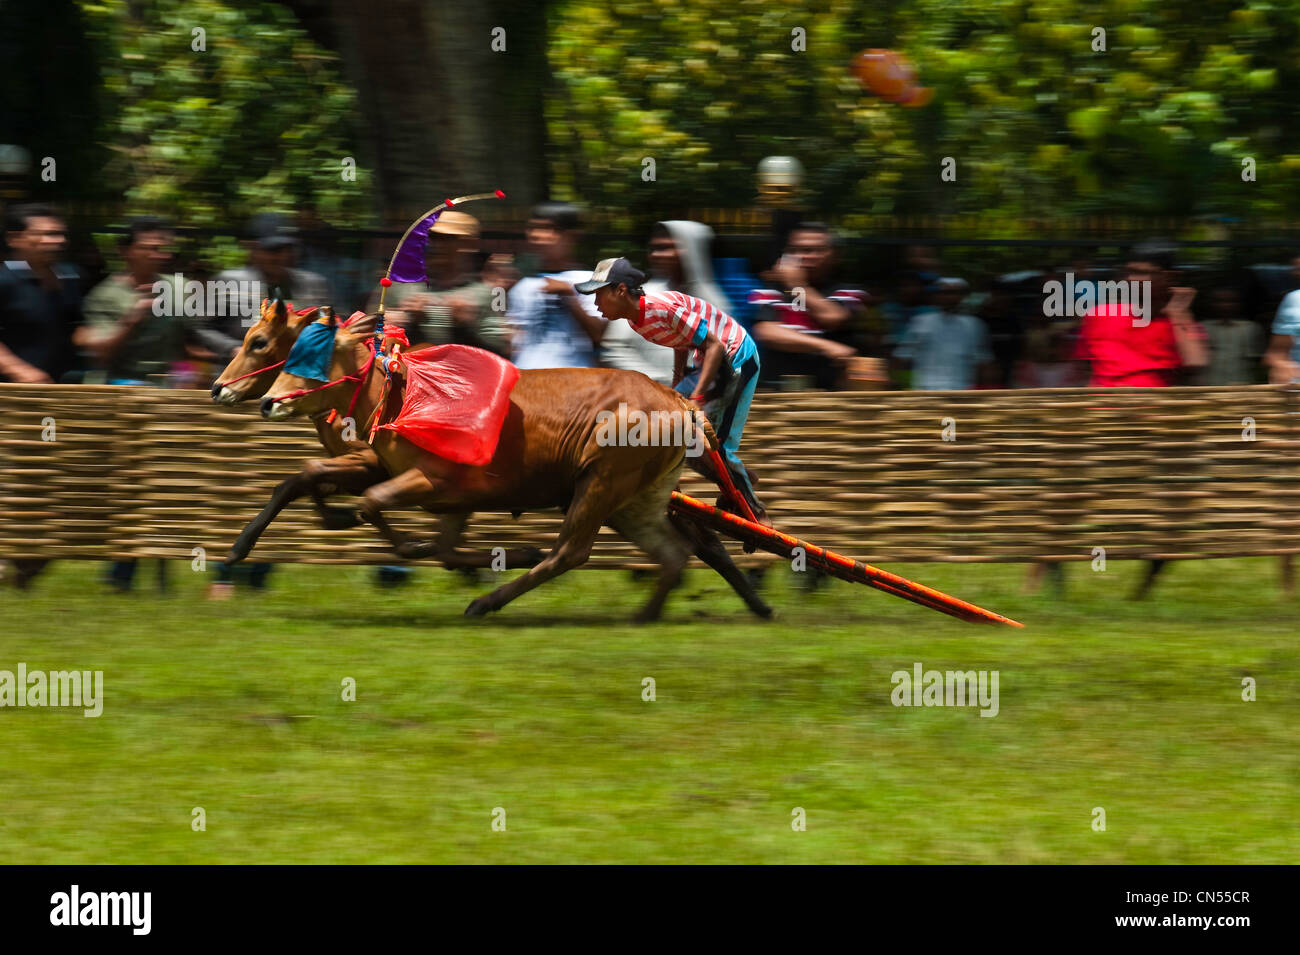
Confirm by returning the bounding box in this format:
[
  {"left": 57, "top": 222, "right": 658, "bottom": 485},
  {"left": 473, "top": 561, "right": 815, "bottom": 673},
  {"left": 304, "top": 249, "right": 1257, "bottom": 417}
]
[{"left": 378, "top": 209, "right": 512, "bottom": 357}]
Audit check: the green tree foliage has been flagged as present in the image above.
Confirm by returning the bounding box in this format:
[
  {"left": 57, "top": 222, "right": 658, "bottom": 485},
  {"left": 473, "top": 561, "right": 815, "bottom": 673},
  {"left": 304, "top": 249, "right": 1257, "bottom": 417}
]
[
  {"left": 548, "top": 0, "right": 906, "bottom": 228},
  {"left": 0, "top": 0, "right": 104, "bottom": 203},
  {"left": 548, "top": 0, "right": 1300, "bottom": 224},
  {"left": 79, "top": 0, "right": 374, "bottom": 229}
]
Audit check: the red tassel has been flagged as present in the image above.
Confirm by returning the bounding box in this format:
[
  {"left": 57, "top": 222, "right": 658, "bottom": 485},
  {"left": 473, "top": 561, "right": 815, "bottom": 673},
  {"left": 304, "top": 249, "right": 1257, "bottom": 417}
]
[
  {"left": 495, "top": 189, "right": 505, "bottom": 198},
  {"left": 444, "top": 198, "right": 454, "bottom": 206},
  {"left": 379, "top": 277, "right": 392, "bottom": 287}
]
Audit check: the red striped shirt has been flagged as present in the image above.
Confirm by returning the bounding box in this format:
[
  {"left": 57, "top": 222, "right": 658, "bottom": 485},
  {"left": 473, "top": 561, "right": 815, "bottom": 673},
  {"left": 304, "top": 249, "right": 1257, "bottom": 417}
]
[{"left": 634, "top": 291, "right": 750, "bottom": 368}]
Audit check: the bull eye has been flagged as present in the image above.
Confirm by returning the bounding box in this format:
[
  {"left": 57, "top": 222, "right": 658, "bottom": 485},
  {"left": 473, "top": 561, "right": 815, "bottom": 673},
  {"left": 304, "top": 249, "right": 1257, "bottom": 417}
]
[{"left": 250, "top": 337, "right": 267, "bottom": 351}]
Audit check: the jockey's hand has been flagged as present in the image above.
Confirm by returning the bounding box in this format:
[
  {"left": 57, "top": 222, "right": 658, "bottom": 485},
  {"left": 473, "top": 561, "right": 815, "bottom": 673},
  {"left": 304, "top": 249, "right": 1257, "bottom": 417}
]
[
  {"left": 400, "top": 294, "right": 434, "bottom": 314},
  {"left": 124, "top": 291, "right": 155, "bottom": 328},
  {"left": 446, "top": 296, "right": 478, "bottom": 325}
]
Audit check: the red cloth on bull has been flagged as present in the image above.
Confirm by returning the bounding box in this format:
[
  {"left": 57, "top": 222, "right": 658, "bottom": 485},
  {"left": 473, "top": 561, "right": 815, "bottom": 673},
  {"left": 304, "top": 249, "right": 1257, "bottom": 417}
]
[{"left": 378, "top": 345, "right": 519, "bottom": 466}]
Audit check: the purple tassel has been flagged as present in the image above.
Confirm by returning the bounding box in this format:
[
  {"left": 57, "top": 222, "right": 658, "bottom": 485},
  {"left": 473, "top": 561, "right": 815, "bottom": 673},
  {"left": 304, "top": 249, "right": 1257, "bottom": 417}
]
[{"left": 387, "top": 209, "right": 445, "bottom": 283}]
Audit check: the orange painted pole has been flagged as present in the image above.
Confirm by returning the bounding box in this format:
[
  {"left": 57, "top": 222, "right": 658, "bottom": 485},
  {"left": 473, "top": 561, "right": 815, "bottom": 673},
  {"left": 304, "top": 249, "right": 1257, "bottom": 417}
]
[
  {"left": 669, "top": 491, "right": 1024, "bottom": 628},
  {"left": 704, "top": 446, "right": 758, "bottom": 523}
]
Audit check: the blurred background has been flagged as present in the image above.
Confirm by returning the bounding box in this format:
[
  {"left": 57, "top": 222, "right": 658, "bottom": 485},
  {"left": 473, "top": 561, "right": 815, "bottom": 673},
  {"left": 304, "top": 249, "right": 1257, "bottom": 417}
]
[
  {"left": 2, "top": 1, "right": 1300, "bottom": 297},
  {"left": 2, "top": 0, "right": 1298, "bottom": 866}
]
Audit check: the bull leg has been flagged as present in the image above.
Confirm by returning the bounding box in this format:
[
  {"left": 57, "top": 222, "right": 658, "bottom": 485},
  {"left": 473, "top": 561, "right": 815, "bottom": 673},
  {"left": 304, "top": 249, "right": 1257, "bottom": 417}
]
[
  {"left": 356, "top": 469, "right": 446, "bottom": 560},
  {"left": 306, "top": 454, "right": 388, "bottom": 529},
  {"left": 1131, "top": 558, "right": 1168, "bottom": 600},
  {"left": 225, "top": 454, "right": 380, "bottom": 566},
  {"left": 5, "top": 558, "right": 50, "bottom": 590},
  {"left": 669, "top": 512, "right": 772, "bottom": 618},
  {"left": 608, "top": 485, "right": 691, "bottom": 624},
  {"left": 464, "top": 472, "right": 611, "bottom": 617},
  {"left": 394, "top": 511, "right": 545, "bottom": 569}
]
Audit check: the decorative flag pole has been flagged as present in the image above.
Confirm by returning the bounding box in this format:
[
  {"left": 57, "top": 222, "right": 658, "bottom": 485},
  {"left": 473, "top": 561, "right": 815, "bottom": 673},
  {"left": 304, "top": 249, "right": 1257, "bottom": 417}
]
[{"left": 377, "top": 189, "right": 507, "bottom": 317}]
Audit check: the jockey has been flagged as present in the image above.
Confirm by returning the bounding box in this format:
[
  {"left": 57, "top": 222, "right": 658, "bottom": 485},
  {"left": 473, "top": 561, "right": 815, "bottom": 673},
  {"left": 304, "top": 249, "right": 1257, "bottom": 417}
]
[{"left": 577, "top": 256, "right": 768, "bottom": 523}]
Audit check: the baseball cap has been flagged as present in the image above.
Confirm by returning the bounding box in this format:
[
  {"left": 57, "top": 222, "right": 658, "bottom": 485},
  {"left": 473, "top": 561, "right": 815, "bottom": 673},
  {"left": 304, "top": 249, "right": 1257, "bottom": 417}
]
[{"left": 575, "top": 257, "right": 647, "bottom": 294}]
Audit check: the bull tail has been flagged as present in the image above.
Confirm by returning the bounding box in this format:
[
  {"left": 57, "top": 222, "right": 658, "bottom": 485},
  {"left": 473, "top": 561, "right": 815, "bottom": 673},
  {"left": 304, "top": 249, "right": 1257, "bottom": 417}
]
[{"left": 669, "top": 391, "right": 727, "bottom": 487}]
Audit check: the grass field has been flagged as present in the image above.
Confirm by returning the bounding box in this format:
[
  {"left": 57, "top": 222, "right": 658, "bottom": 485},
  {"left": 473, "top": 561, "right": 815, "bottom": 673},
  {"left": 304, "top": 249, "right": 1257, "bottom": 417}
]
[{"left": 2, "top": 556, "right": 1296, "bottom": 864}]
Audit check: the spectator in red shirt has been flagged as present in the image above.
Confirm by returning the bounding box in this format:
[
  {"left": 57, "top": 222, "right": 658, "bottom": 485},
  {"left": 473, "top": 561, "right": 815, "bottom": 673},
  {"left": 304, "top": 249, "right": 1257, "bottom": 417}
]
[
  {"left": 1075, "top": 241, "right": 1206, "bottom": 599},
  {"left": 1073, "top": 240, "right": 1207, "bottom": 386},
  {"left": 1026, "top": 241, "right": 1208, "bottom": 600}
]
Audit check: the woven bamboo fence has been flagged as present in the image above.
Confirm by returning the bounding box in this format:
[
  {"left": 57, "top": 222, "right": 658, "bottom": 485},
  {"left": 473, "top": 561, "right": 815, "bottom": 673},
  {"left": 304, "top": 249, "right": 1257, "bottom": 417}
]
[{"left": 3, "top": 384, "right": 1298, "bottom": 567}]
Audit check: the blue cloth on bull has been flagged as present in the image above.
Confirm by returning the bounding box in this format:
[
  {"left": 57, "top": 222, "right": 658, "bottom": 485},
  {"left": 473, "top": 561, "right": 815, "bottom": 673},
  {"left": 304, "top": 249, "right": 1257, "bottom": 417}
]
[{"left": 284, "top": 320, "right": 337, "bottom": 381}]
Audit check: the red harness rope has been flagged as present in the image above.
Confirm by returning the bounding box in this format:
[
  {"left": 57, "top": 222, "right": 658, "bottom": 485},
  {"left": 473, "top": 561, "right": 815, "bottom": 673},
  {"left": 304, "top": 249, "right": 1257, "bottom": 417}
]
[
  {"left": 270, "top": 342, "right": 377, "bottom": 408},
  {"left": 216, "top": 305, "right": 325, "bottom": 388},
  {"left": 218, "top": 358, "right": 286, "bottom": 386}
]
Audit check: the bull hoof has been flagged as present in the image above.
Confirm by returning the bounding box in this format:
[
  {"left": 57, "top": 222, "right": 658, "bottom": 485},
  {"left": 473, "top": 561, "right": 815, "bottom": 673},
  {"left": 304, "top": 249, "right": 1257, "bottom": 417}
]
[
  {"left": 631, "top": 608, "right": 662, "bottom": 624},
  {"left": 319, "top": 506, "right": 362, "bottom": 530},
  {"left": 395, "top": 540, "right": 438, "bottom": 560},
  {"left": 465, "top": 596, "right": 495, "bottom": 617}
]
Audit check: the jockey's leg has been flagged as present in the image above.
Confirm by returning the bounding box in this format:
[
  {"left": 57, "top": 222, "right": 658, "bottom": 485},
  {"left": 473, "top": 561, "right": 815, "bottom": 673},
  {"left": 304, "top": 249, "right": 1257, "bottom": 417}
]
[{"left": 705, "top": 345, "right": 768, "bottom": 527}]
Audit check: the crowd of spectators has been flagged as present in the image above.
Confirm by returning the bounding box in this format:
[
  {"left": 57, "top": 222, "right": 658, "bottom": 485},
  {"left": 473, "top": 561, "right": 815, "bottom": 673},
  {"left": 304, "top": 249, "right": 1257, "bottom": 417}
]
[
  {"left": 5, "top": 201, "right": 1300, "bottom": 396},
  {"left": 5, "top": 200, "right": 1300, "bottom": 594}
]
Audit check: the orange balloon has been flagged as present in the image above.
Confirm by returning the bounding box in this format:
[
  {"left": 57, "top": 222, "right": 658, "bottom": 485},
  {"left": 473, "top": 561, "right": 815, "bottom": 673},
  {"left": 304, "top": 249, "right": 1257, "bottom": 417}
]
[
  {"left": 852, "top": 48, "right": 927, "bottom": 105},
  {"left": 898, "top": 86, "right": 934, "bottom": 108}
]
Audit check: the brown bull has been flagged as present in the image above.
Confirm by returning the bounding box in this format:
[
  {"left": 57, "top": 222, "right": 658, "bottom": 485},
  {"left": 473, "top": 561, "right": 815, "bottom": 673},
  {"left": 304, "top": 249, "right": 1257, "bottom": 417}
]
[
  {"left": 208, "top": 301, "right": 533, "bottom": 572},
  {"left": 208, "top": 301, "right": 408, "bottom": 557},
  {"left": 261, "top": 311, "right": 771, "bottom": 621}
]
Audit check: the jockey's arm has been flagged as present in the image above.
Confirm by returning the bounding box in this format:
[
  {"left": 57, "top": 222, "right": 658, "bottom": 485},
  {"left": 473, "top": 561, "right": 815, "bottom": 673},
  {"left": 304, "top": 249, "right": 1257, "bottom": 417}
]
[
  {"left": 672, "top": 347, "right": 687, "bottom": 387},
  {"left": 691, "top": 332, "right": 727, "bottom": 402}
]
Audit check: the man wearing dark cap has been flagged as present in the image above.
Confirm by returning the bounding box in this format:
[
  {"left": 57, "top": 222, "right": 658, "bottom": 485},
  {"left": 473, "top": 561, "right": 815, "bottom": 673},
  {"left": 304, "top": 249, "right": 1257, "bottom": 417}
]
[
  {"left": 197, "top": 213, "right": 330, "bottom": 358},
  {"left": 577, "top": 256, "right": 768, "bottom": 524}
]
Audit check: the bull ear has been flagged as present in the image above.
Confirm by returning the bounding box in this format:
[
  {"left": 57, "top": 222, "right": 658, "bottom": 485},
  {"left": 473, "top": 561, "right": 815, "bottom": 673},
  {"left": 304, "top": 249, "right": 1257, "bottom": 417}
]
[
  {"left": 288, "top": 305, "right": 320, "bottom": 329},
  {"left": 342, "top": 311, "right": 379, "bottom": 339}
]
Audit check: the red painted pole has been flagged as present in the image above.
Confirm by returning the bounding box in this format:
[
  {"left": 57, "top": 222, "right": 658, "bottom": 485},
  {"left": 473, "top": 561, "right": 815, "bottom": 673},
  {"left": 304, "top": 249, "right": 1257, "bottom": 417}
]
[
  {"left": 669, "top": 491, "right": 1024, "bottom": 628},
  {"left": 704, "top": 446, "right": 758, "bottom": 523}
]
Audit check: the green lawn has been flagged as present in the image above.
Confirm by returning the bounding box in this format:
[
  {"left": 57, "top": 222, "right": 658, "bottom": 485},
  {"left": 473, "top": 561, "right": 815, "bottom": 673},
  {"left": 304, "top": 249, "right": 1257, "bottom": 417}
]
[{"left": 1, "top": 556, "right": 1295, "bottom": 863}]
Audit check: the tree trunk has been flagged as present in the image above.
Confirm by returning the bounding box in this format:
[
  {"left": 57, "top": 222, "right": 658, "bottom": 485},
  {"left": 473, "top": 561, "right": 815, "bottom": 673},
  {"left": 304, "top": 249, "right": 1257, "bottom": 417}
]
[{"left": 286, "top": 0, "right": 551, "bottom": 221}]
